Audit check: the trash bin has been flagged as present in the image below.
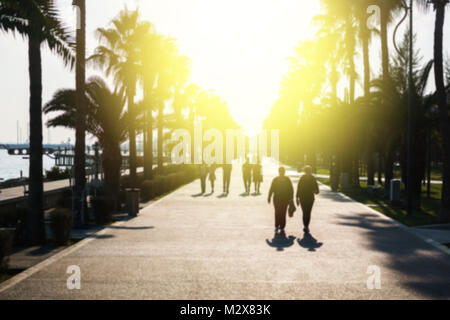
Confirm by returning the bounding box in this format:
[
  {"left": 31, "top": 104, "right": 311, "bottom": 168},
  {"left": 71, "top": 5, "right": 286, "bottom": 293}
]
[
  {"left": 390, "top": 179, "right": 401, "bottom": 206},
  {"left": 126, "top": 188, "right": 140, "bottom": 217}
]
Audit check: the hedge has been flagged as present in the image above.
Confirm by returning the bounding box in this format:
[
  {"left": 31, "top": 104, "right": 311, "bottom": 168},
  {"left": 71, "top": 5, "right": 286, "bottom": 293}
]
[
  {"left": 49, "top": 208, "right": 73, "bottom": 245},
  {"left": 140, "top": 167, "right": 198, "bottom": 202},
  {"left": 0, "top": 230, "right": 13, "bottom": 271}
]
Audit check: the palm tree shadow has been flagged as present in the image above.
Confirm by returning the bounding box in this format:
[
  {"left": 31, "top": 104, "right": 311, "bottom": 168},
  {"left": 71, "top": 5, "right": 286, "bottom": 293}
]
[
  {"left": 266, "top": 232, "right": 296, "bottom": 251},
  {"left": 297, "top": 233, "right": 323, "bottom": 252}
]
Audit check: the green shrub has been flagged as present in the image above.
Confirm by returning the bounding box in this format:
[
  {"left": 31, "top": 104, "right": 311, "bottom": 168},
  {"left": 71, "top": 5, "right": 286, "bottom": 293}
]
[
  {"left": 45, "top": 167, "right": 71, "bottom": 181},
  {"left": 0, "top": 230, "right": 13, "bottom": 271},
  {"left": 92, "top": 196, "right": 115, "bottom": 225},
  {"left": 141, "top": 180, "right": 155, "bottom": 201},
  {"left": 49, "top": 208, "right": 73, "bottom": 245},
  {"left": 56, "top": 189, "right": 73, "bottom": 209},
  {"left": 0, "top": 206, "right": 18, "bottom": 228}
]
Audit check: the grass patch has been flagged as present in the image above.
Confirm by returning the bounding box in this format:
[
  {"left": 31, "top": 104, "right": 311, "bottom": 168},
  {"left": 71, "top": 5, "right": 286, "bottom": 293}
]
[{"left": 318, "top": 177, "right": 443, "bottom": 227}]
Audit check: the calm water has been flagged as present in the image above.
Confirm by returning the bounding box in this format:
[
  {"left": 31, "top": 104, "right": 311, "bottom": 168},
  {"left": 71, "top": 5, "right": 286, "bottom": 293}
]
[{"left": 0, "top": 149, "right": 55, "bottom": 180}]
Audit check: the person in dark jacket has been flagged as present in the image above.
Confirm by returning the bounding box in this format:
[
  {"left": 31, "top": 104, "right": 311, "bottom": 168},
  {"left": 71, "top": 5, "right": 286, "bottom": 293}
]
[
  {"left": 199, "top": 161, "right": 208, "bottom": 194},
  {"left": 223, "top": 163, "right": 232, "bottom": 194},
  {"left": 252, "top": 159, "right": 263, "bottom": 194},
  {"left": 242, "top": 157, "right": 252, "bottom": 194},
  {"left": 268, "top": 166, "right": 294, "bottom": 234},
  {"left": 209, "top": 163, "right": 217, "bottom": 193},
  {"left": 296, "top": 165, "right": 319, "bottom": 233}
]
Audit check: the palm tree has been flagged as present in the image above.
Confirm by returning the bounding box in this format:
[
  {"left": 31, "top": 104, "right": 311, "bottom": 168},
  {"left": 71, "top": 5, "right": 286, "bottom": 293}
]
[
  {"left": 355, "top": 0, "right": 376, "bottom": 185},
  {"left": 0, "top": 0, "right": 74, "bottom": 244},
  {"left": 375, "top": 0, "right": 404, "bottom": 192},
  {"left": 44, "top": 77, "right": 127, "bottom": 205},
  {"left": 319, "top": 0, "right": 359, "bottom": 185},
  {"left": 89, "top": 7, "right": 150, "bottom": 188},
  {"left": 73, "top": 0, "right": 86, "bottom": 223},
  {"left": 427, "top": 0, "right": 450, "bottom": 221}
]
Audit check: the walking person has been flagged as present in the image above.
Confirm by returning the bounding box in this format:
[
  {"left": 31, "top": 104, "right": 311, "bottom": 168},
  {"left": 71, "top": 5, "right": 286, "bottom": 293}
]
[
  {"left": 223, "top": 163, "right": 232, "bottom": 194},
  {"left": 296, "top": 165, "right": 319, "bottom": 234},
  {"left": 199, "top": 161, "right": 208, "bottom": 194},
  {"left": 242, "top": 157, "right": 252, "bottom": 194},
  {"left": 253, "top": 159, "right": 263, "bottom": 194},
  {"left": 268, "top": 167, "right": 294, "bottom": 234},
  {"left": 209, "top": 163, "right": 217, "bottom": 193}
]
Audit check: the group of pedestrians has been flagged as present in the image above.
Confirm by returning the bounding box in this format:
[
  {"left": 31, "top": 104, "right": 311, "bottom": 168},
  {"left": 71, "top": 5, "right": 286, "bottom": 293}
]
[
  {"left": 242, "top": 157, "right": 263, "bottom": 194},
  {"left": 197, "top": 161, "right": 319, "bottom": 234},
  {"left": 199, "top": 162, "right": 232, "bottom": 194},
  {"left": 198, "top": 158, "right": 263, "bottom": 195}
]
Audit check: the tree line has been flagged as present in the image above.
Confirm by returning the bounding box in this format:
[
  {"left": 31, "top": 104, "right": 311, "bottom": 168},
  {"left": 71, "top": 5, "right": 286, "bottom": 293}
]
[{"left": 264, "top": 0, "right": 450, "bottom": 222}]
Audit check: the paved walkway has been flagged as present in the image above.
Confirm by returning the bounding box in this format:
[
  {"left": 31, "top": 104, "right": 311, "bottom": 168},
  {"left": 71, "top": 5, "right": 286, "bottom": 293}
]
[
  {"left": 0, "top": 179, "right": 70, "bottom": 203},
  {"left": 1, "top": 160, "right": 450, "bottom": 299}
]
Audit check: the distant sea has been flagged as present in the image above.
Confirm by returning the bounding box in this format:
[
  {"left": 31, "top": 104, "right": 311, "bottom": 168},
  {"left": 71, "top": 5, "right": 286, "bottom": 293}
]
[{"left": 0, "top": 149, "right": 55, "bottom": 180}]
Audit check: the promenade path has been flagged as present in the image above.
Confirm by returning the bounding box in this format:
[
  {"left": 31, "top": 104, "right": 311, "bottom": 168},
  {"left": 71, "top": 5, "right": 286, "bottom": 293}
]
[
  {"left": 0, "top": 179, "right": 70, "bottom": 203},
  {"left": 1, "top": 160, "right": 449, "bottom": 299}
]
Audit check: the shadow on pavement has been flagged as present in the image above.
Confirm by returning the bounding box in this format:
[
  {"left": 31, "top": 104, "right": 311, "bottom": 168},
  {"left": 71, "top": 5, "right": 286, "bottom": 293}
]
[
  {"left": 107, "top": 225, "right": 154, "bottom": 230},
  {"left": 338, "top": 213, "right": 450, "bottom": 299},
  {"left": 191, "top": 193, "right": 204, "bottom": 198},
  {"left": 266, "top": 232, "right": 296, "bottom": 251},
  {"left": 297, "top": 233, "right": 323, "bottom": 252},
  {"left": 320, "top": 190, "right": 354, "bottom": 203}
]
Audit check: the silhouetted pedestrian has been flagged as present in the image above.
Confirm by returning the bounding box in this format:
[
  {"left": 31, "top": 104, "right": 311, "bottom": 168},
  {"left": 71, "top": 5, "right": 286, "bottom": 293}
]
[
  {"left": 268, "top": 167, "right": 294, "bottom": 234},
  {"left": 296, "top": 165, "right": 319, "bottom": 233},
  {"left": 199, "top": 161, "right": 207, "bottom": 194},
  {"left": 253, "top": 159, "right": 263, "bottom": 194},
  {"left": 209, "top": 163, "right": 217, "bottom": 193},
  {"left": 242, "top": 157, "right": 252, "bottom": 194},
  {"left": 223, "top": 163, "right": 232, "bottom": 194}
]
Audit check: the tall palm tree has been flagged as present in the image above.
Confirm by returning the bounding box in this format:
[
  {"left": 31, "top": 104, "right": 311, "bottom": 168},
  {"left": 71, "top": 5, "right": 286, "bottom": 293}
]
[
  {"left": 355, "top": 0, "right": 376, "bottom": 185},
  {"left": 319, "top": 0, "right": 359, "bottom": 184},
  {"left": 376, "top": 0, "right": 404, "bottom": 192},
  {"left": 426, "top": 0, "right": 450, "bottom": 221},
  {"left": 0, "top": 0, "right": 74, "bottom": 244},
  {"left": 44, "top": 76, "right": 127, "bottom": 205},
  {"left": 89, "top": 8, "right": 150, "bottom": 187},
  {"left": 73, "top": 0, "right": 86, "bottom": 223}
]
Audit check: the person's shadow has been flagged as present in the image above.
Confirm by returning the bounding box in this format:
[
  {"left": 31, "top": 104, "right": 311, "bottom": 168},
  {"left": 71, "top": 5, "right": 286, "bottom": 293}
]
[
  {"left": 297, "top": 233, "right": 323, "bottom": 252},
  {"left": 266, "top": 232, "right": 296, "bottom": 251}
]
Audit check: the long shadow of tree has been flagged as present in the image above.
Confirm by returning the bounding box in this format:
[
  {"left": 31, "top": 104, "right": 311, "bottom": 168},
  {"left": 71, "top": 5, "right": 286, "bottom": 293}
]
[{"left": 337, "top": 212, "right": 450, "bottom": 299}]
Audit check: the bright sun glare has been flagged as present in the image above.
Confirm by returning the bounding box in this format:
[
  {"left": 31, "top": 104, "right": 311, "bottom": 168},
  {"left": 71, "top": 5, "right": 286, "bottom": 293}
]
[{"left": 134, "top": 0, "right": 321, "bottom": 135}]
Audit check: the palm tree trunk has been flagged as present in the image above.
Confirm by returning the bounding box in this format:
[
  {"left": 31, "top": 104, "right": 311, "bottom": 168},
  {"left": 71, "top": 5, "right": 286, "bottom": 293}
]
[
  {"left": 74, "top": 0, "right": 86, "bottom": 223},
  {"left": 144, "top": 109, "right": 153, "bottom": 179},
  {"left": 380, "top": 8, "right": 394, "bottom": 193},
  {"left": 433, "top": 2, "right": 450, "bottom": 222},
  {"left": 27, "top": 35, "right": 45, "bottom": 244},
  {"left": 362, "top": 28, "right": 375, "bottom": 185},
  {"left": 380, "top": 8, "right": 390, "bottom": 82},
  {"left": 157, "top": 104, "right": 163, "bottom": 171},
  {"left": 128, "top": 86, "right": 137, "bottom": 187}
]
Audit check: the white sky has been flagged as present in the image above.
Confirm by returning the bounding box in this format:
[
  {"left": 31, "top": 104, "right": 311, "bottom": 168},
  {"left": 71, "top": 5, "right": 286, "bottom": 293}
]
[{"left": 0, "top": 0, "right": 449, "bottom": 143}]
